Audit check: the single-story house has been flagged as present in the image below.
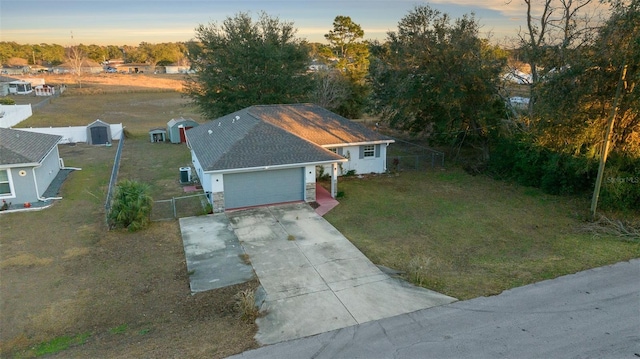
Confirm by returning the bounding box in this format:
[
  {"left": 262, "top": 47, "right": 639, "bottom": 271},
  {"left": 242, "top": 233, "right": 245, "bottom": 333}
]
[
  {"left": 167, "top": 117, "right": 199, "bottom": 144},
  {"left": 186, "top": 103, "right": 393, "bottom": 212},
  {"left": 0, "top": 128, "right": 63, "bottom": 205}
]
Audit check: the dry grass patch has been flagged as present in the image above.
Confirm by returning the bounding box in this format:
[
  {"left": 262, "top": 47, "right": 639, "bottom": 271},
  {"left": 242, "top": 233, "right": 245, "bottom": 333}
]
[{"left": 0, "top": 253, "right": 54, "bottom": 268}]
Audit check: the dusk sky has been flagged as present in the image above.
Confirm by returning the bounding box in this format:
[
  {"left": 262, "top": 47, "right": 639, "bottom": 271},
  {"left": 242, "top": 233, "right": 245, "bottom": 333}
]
[{"left": 0, "top": 1, "right": 606, "bottom": 46}]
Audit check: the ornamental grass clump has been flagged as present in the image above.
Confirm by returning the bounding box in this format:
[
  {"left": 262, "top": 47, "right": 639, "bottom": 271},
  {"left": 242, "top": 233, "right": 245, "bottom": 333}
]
[{"left": 108, "top": 179, "right": 153, "bottom": 232}]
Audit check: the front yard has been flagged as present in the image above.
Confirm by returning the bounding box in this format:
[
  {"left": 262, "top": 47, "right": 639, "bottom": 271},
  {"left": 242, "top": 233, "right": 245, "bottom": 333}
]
[{"left": 325, "top": 170, "right": 640, "bottom": 300}]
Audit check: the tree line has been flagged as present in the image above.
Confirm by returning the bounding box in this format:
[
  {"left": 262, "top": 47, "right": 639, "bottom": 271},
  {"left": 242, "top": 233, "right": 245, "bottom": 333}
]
[{"left": 0, "top": 41, "right": 189, "bottom": 66}]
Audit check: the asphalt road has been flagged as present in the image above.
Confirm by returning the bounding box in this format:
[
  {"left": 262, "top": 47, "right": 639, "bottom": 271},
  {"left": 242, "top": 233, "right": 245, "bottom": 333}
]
[{"left": 230, "top": 259, "right": 640, "bottom": 359}]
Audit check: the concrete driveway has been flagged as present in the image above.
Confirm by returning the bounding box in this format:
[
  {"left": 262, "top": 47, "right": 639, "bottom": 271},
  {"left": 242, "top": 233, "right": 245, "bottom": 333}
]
[
  {"left": 230, "top": 259, "right": 640, "bottom": 358},
  {"left": 226, "top": 203, "right": 456, "bottom": 345}
]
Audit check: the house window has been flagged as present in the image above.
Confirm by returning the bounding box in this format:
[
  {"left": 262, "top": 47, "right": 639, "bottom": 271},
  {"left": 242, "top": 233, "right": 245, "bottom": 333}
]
[
  {"left": 0, "top": 170, "right": 12, "bottom": 197},
  {"left": 328, "top": 148, "right": 337, "bottom": 153},
  {"left": 363, "top": 145, "right": 375, "bottom": 158}
]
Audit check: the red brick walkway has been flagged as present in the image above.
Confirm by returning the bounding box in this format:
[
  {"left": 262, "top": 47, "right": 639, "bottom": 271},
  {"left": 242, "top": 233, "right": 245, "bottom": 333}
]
[{"left": 315, "top": 185, "right": 339, "bottom": 216}]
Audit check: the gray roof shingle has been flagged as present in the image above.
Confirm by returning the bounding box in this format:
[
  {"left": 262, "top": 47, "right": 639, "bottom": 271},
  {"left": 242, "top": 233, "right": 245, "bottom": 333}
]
[
  {"left": 249, "top": 103, "right": 393, "bottom": 146},
  {"left": 187, "top": 107, "right": 347, "bottom": 172},
  {"left": 0, "top": 128, "right": 62, "bottom": 166}
]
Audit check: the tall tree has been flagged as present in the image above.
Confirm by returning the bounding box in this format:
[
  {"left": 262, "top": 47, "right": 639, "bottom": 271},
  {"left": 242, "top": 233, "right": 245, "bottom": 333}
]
[
  {"left": 517, "top": 0, "right": 599, "bottom": 118},
  {"left": 320, "top": 16, "right": 370, "bottom": 118},
  {"left": 370, "top": 5, "right": 507, "bottom": 160},
  {"left": 185, "top": 12, "right": 312, "bottom": 118},
  {"left": 66, "top": 44, "right": 88, "bottom": 88},
  {"left": 533, "top": 0, "right": 638, "bottom": 157}
]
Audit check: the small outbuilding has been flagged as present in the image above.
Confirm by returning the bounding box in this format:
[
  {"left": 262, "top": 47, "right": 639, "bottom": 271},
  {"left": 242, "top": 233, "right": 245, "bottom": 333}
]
[
  {"left": 34, "top": 84, "right": 55, "bottom": 96},
  {"left": 86, "top": 119, "right": 112, "bottom": 145},
  {"left": 167, "top": 117, "right": 199, "bottom": 144},
  {"left": 149, "top": 128, "right": 167, "bottom": 143}
]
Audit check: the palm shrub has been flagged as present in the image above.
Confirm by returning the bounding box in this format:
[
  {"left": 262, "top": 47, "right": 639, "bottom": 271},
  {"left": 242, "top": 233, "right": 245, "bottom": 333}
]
[{"left": 108, "top": 179, "right": 153, "bottom": 231}]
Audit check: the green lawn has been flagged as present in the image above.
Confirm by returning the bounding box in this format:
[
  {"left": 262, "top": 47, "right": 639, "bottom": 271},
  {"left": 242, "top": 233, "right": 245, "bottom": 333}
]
[{"left": 324, "top": 169, "right": 640, "bottom": 300}]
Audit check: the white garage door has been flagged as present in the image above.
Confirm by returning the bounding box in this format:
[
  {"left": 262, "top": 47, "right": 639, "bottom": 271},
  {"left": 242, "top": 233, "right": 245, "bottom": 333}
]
[{"left": 224, "top": 168, "right": 305, "bottom": 209}]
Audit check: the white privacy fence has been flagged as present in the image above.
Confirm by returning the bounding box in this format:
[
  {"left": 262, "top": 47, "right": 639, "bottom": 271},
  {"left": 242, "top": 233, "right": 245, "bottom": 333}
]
[
  {"left": 17, "top": 123, "right": 124, "bottom": 143},
  {"left": 0, "top": 104, "right": 33, "bottom": 128}
]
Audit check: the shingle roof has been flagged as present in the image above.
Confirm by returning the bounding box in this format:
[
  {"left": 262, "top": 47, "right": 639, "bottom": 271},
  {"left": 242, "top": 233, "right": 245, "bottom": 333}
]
[
  {"left": 167, "top": 117, "right": 198, "bottom": 128},
  {"left": 187, "top": 107, "right": 346, "bottom": 172},
  {"left": 249, "top": 103, "right": 393, "bottom": 146},
  {"left": 0, "top": 128, "right": 62, "bottom": 166}
]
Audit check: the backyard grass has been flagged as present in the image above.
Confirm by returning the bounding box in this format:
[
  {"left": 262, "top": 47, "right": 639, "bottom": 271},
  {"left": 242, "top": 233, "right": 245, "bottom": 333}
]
[
  {"left": 1, "top": 82, "right": 259, "bottom": 358},
  {"left": 324, "top": 170, "right": 640, "bottom": 300},
  {"left": 2, "top": 75, "right": 638, "bottom": 357}
]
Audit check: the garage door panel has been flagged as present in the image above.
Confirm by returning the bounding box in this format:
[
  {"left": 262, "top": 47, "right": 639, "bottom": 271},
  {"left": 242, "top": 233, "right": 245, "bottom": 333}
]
[{"left": 224, "top": 168, "right": 304, "bottom": 209}]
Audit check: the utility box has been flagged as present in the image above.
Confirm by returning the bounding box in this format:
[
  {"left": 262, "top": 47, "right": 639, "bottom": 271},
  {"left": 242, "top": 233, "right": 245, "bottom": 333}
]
[{"left": 180, "top": 167, "right": 192, "bottom": 184}]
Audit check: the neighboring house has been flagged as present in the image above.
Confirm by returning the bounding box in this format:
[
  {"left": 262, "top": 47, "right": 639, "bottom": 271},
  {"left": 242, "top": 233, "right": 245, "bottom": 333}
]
[
  {"left": 186, "top": 103, "right": 393, "bottom": 212},
  {"left": 0, "top": 128, "right": 63, "bottom": 205},
  {"left": 167, "top": 117, "right": 199, "bottom": 144}
]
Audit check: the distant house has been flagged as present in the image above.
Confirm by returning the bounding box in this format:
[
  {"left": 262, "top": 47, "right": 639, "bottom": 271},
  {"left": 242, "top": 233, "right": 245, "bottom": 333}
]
[
  {"left": 117, "top": 63, "right": 156, "bottom": 74},
  {"left": 53, "top": 59, "right": 103, "bottom": 74},
  {"left": 0, "top": 65, "right": 30, "bottom": 76},
  {"left": 186, "top": 103, "right": 393, "bottom": 212},
  {"left": 0, "top": 128, "right": 63, "bottom": 205},
  {"left": 167, "top": 118, "right": 199, "bottom": 144},
  {"left": 8, "top": 81, "right": 33, "bottom": 95},
  {"left": 163, "top": 64, "right": 192, "bottom": 74}
]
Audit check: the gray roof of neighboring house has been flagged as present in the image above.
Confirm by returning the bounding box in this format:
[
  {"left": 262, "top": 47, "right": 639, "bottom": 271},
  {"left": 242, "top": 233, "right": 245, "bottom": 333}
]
[
  {"left": 0, "top": 128, "right": 61, "bottom": 166},
  {"left": 187, "top": 107, "right": 346, "bottom": 172},
  {"left": 249, "top": 103, "right": 394, "bottom": 146}
]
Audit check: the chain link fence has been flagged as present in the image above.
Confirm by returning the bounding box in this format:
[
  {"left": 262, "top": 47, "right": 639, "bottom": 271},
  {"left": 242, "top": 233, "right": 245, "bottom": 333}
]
[
  {"left": 387, "top": 137, "right": 445, "bottom": 172},
  {"left": 151, "top": 193, "right": 210, "bottom": 221}
]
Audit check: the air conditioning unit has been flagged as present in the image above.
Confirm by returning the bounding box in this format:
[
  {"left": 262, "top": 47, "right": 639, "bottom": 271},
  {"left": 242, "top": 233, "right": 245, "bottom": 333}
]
[{"left": 180, "top": 167, "right": 192, "bottom": 184}]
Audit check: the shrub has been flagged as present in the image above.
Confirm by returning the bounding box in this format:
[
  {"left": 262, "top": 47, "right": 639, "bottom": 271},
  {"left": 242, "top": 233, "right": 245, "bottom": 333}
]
[
  {"left": 108, "top": 179, "right": 153, "bottom": 231},
  {"left": 0, "top": 97, "right": 16, "bottom": 105},
  {"left": 489, "top": 137, "right": 596, "bottom": 196}
]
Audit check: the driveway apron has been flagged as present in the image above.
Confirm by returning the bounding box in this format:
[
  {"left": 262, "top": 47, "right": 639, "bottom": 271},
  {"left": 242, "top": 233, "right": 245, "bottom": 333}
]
[{"left": 227, "top": 203, "right": 456, "bottom": 345}]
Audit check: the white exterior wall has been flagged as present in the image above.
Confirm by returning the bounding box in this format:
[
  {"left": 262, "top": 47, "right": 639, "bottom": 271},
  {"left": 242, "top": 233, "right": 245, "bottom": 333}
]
[
  {"left": 33, "top": 146, "right": 61, "bottom": 198},
  {"left": 14, "top": 124, "right": 123, "bottom": 143},
  {"left": 304, "top": 165, "right": 315, "bottom": 185},
  {"left": 322, "top": 143, "right": 390, "bottom": 176},
  {"left": 210, "top": 173, "right": 223, "bottom": 193}
]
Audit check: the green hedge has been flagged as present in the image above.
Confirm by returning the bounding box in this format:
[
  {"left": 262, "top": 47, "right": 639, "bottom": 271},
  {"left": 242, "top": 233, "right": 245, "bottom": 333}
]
[
  {"left": 489, "top": 137, "right": 596, "bottom": 195},
  {"left": 488, "top": 137, "right": 639, "bottom": 211}
]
